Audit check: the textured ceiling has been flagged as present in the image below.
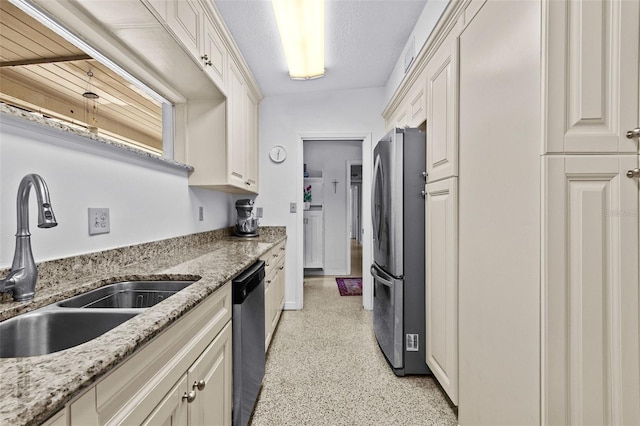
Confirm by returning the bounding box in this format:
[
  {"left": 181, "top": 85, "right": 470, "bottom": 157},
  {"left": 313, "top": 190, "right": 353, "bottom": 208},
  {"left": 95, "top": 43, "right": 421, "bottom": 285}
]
[{"left": 215, "top": 0, "right": 427, "bottom": 97}]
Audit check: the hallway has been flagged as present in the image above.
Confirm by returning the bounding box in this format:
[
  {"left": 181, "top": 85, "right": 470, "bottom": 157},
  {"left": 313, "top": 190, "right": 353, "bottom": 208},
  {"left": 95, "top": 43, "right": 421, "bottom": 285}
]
[{"left": 250, "top": 239, "right": 457, "bottom": 425}]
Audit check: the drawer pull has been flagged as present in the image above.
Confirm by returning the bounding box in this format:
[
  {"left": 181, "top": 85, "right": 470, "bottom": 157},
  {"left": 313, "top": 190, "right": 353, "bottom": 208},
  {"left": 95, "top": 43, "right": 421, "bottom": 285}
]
[
  {"left": 182, "top": 391, "right": 196, "bottom": 403},
  {"left": 194, "top": 380, "right": 206, "bottom": 391},
  {"left": 265, "top": 261, "right": 270, "bottom": 267},
  {"left": 273, "top": 254, "right": 278, "bottom": 258},
  {"left": 279, "top": 266, "right": 284, "bottom": 270},
  {"left": 267, "top": 280, "right": 272, "bottom": 284}
]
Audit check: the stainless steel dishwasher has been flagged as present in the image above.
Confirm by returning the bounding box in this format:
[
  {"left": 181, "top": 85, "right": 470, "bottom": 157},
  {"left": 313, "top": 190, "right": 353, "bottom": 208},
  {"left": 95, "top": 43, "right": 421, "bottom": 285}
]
[{"left": 232, "top": 260, "right": 266, "bottom": 426}]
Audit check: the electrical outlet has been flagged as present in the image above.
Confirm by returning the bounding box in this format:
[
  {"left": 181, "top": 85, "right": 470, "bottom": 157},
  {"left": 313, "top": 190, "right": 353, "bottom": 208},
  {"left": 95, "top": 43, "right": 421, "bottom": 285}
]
[
  {"left": 198, "top": 206, "right": 204, "bottom": 221},
  {"left": 256, "top": 207, "right": 263, "bottom": 218},
  {"left": 290, "top": 203, "right": 297, "bottom": 213},
  {"left": 88, "top": 208, "right": 110, "bottom": 235}
]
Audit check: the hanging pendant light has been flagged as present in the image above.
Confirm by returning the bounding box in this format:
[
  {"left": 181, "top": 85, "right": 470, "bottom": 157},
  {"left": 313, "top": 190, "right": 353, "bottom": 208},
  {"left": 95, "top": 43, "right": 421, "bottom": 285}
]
[{"left": 82, "top": 70, "right": 99, "bottom": 133}]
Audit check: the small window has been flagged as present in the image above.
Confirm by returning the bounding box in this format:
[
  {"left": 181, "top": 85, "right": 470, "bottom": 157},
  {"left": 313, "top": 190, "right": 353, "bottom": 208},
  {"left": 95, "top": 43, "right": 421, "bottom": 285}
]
[{"left": 0, "top": 0, "right": 164, "bottom": 155}]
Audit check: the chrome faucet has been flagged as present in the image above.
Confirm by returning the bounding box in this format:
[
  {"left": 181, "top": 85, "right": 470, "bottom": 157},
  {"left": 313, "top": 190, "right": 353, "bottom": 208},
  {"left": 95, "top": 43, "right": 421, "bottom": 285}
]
[{"left": 0, "top": 174, "right": 57, "bottom": 301}]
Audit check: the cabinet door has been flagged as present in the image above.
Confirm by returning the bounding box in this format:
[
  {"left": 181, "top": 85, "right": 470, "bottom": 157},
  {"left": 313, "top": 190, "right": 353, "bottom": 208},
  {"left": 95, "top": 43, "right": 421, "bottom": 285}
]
[
  {"left": 202, "top": 14, "right": 226, "bottom": 90},
  {"left": 227, "top": 59, "right": 246, "bottom": 188},
  {"left": 42, "top": 409, "right": 67, "bottom": 426},
  {"left": 425, "top": 21, "right": 460, "bottom": 183},
  {"left": 142, "top": 375, "right": 188, "bottom": 426},
  {"left": 244, "top": 89, "right": 259, "bottom": 191},
  {"left": 543, "top": 155, "right": 640, "bottom": 425},
  {"left": 166, "top": 0, "right": 201, "bottom": 61},
  {"left": 545, "top": 0, "right": 639, "bottom": 154},
  {"left": 187, "top": 322, "right": 233, "bottom": 426},
  {"left": 264, "top": 271, "right": 275, "bottom": 349},
  {"left": 277, "top": 257, "right": 286, "bottom": 311},
  {"left": 303, "top": 210, "right": 324, "bottom": 268},
  {"left": 425, "top": 177, "right": 458, "bottom": 405}
]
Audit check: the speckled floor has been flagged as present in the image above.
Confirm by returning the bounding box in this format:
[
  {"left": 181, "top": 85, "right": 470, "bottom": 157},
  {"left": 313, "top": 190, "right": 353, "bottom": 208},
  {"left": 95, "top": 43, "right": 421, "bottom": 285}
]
[{"left": 250, "top": 251, "right": 458, "bottom": 425}]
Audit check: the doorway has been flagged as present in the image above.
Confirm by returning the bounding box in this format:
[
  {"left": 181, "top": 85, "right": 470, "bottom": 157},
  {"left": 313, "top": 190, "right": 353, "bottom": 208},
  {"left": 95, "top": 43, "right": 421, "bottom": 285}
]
[{"left": 296, "top": 133, "right": 373, "bottom": 310}]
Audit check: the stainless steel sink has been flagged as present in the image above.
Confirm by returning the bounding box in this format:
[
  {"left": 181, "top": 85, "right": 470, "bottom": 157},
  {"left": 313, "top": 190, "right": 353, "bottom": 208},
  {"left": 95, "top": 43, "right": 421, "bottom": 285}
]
[
  {"left": 56, "top": 281, "right": 195, "bottom": 309},
  {"left": 0, "top": 310, "right": 137, "bottom": 358},
  {"left": 0, "top": 280, "right": 196, "bottom": 358}
]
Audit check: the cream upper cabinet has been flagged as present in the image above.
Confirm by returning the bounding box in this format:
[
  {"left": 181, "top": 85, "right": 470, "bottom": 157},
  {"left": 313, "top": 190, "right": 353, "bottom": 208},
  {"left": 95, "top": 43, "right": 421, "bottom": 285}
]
[
  {"left": 545, "top": 0, "right": 640, "bottom": 154},
  {"left": 424, "top": 176, "right": 458, "bottom": 405},
  {"left": 245, "top": 89, "right": 259, "bottom": 192},
  {"left": 166, "top": 0, "right": 202, "bottom": 63},
  {"left": 543, "top": 155, "right": 640, "bottom": 425},
  {"left": 201, "top": 13, "right": 226, "bottom": 91},
  {"left": 425, "top": 20, "right": 461, "bottom": 183},
  {"left": 228, "top": 59, "right": 247, "bottom": 189},
  {"left": 164, "top": 0, "right": 228, "bottom": 91},
  {"left": 227, "top": 58, "right": 259, "bottom": 192}
]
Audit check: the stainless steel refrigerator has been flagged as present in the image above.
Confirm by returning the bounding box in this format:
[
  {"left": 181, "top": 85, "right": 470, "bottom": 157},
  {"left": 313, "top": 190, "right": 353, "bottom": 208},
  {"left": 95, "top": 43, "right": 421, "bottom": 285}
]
[{"left": 371, "top": 127, "right": 430, "bottom": 376}]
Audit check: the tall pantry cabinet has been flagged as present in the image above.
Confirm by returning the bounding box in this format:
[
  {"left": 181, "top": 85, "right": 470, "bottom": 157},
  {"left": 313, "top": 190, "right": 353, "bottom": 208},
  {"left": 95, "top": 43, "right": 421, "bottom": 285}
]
[
  {"left": 542, "top": 0, "right": 640, "bottom": 424},
  {"left": 384, "top": 0, "right": 640, "bottom": 423}
]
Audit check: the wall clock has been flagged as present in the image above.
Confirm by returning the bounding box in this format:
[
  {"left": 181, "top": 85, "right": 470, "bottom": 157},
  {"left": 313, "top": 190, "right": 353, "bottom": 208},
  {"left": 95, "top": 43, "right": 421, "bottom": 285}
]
[{"left": 269, "top": 145, "right": 287, "bottom": 163}]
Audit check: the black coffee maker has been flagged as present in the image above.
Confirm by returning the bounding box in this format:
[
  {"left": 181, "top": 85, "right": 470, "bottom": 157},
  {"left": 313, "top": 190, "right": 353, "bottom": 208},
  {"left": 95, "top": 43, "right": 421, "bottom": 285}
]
[{"left": 235, "top": 199, "right": 259, "bottom": 237}]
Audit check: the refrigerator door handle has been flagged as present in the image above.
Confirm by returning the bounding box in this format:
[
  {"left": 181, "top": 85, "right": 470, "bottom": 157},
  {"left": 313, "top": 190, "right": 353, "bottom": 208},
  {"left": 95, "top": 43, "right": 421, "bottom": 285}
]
[
  {"left": 371, "top": 154, "right": 382, "bottom": 244},
  {"left": 370, "top": 265, "right": 393, "bottom": 287}
]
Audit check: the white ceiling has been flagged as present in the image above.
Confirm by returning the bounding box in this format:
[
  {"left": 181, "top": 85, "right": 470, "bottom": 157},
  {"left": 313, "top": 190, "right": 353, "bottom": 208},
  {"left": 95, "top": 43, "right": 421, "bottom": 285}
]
[{"left": 214, "top": 0, "right": 428, "bottom": 97}]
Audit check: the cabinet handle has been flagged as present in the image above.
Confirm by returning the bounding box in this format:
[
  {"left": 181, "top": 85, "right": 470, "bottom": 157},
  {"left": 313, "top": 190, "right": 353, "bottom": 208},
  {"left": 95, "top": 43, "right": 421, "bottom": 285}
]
[
  {"left": 194, "top": 380, "right": 206, "bottom": 391},
  {"left": 201, "top": 54, "right": 209, "bottom": 61},
  {"left": 265, "top": 261, "right": 270, "bottom": 267},
  {"left": 626, "top": 128, "right": 640, "bottom": 139},
  {"left": 280, "top": 247, "right": 285, "bottom": 251},
  {"left": 267, "top": 279, "right": 272, "bottom": 284},
  {"left": 182, "top": 391, "right": 197, "bottom": 403},
  {"left": 626, "top": 168, "right": 640, "bottom": 178},
  {"left": 205, "top": 60, "right": 212, "bottom": 66},
  {"left": 421, "top": 190, "right": 426, "bottom": 198},
  {"left": 245, "top": 181, "right": 251, "bottom": 186},
  {"left": 279, "top": 266, "right": 284, "bottom": 270}
]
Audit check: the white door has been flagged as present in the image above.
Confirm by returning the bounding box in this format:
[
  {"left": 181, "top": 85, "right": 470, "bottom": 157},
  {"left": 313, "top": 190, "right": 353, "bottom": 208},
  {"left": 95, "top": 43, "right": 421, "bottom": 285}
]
[
  {"left": 425, "top": 177, "right": 458, "bottom": 405},
  {"left": 543, "top": 155, "right": 640, "bottom": 425}
]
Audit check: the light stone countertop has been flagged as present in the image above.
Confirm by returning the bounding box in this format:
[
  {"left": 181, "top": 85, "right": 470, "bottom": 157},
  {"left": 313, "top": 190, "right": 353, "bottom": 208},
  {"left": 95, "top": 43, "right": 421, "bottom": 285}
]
[{"left": 0, "top": 229, "right": 286, "bottom": 426}]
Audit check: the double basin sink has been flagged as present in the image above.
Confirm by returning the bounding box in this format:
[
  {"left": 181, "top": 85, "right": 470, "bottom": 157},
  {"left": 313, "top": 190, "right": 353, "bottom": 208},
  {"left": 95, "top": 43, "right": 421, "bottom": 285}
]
[{"left": 0, "top": 280, "right": 196, "bottom": 358}]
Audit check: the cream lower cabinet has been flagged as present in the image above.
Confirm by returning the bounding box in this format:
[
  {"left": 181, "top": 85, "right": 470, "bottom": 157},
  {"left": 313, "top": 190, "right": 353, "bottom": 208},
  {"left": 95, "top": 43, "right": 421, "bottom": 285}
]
[
  {"left": 543, "top": 155, "right": 640, "bottom": 425},
  {"left": 262, "top": 242, "right": 286, "bottom": 351},
  {"left": 64, "top": 283, "right": 232, "bottom": 426},
  {"left": 424, "top": 177, "right": 458, "bottom": 405},
  {"left": 303, "top": 210, "right": 324, "bottom": 268}
]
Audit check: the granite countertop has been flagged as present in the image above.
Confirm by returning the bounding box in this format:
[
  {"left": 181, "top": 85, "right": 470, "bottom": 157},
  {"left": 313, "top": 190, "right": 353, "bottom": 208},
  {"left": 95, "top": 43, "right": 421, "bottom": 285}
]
[{"left": 0, "top": 230, "right": 286, "bottom": 425}]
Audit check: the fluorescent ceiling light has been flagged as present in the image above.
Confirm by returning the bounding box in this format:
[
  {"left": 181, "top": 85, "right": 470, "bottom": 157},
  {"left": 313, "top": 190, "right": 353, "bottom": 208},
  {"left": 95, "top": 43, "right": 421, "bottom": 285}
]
[{"left": 272, "top": 0, "right": 325, "bottom": 80}]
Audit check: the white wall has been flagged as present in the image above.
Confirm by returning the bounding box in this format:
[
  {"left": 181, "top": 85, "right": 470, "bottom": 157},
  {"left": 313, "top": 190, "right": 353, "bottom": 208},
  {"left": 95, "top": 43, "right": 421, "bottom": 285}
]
[
  {"left": 0, "top": 115, "right": 233, "bottom": 267},
  {"left": 384, "top": 0, "right": 450, "bottom": 105},
  {"left": 257, "top": 87, "right": 386, "bottom": 309},
  {"left": 303, "top": 140, "right": 362, "bottom": 275}
]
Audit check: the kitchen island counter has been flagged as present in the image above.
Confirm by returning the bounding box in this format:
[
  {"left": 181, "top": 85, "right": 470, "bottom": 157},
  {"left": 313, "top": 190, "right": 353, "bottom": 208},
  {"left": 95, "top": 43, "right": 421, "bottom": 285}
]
[{"left": 0, "top": 227, "right": 286, "bottom": 425}]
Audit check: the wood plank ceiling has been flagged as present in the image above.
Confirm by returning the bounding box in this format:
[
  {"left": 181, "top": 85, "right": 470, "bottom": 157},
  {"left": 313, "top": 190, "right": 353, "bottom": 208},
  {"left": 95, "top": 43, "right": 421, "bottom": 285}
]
[{"left": 0, "top": 0, "right": 162, "bottom": 151}]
